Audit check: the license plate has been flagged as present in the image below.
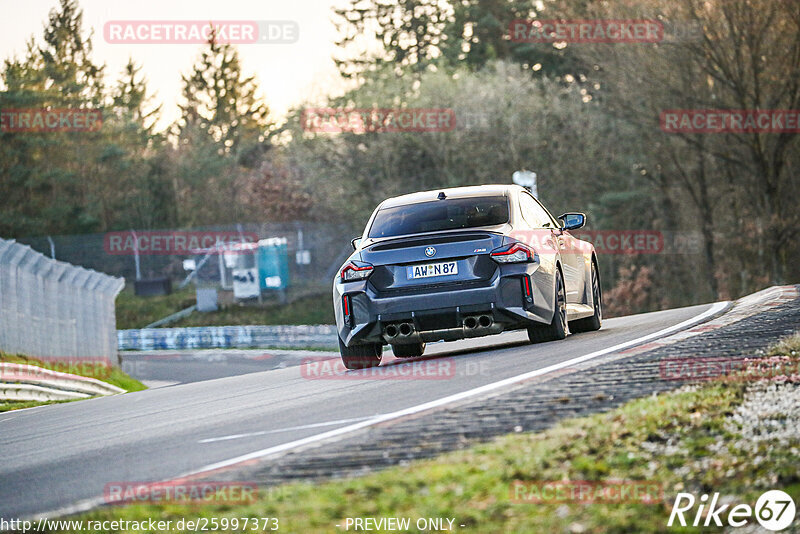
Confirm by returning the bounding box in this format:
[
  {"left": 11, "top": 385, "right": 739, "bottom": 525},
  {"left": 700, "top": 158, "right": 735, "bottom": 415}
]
[{"left": 407, "top": 261, "right": 458, "bottom": 280}]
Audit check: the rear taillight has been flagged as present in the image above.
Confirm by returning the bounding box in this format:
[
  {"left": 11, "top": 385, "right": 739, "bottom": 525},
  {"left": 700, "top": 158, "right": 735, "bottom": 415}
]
[
  {"left": 490, "top": 242, "right": 534, "bottom": 263},
  {"left": 340, "top": 261, "right": 374, "bottom": 282}
]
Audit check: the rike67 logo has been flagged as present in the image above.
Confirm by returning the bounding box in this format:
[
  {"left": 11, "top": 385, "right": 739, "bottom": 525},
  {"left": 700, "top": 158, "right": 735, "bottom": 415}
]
[{"left": 669, "top": 490, "right": 796, "bottom": 531}]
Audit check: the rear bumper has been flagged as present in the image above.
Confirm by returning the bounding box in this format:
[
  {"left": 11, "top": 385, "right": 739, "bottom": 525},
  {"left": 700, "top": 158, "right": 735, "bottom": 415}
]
[{"left": 334, "top": 264, "right": 552, "bottom": 346}]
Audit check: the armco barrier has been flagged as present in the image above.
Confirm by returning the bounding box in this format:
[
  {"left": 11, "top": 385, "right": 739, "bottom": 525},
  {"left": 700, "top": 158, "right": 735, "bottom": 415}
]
[
  {"left": 118, "top": 325, "right": 338, "bottom": 350},
  {"left": 0, "top": 362, "right": 125, "bottom": 401},
  {"left": 1, "top": 383, "right": 92, "bottom": 402},
  {"left": 0, "top": 238, "right": 124, "bottom": 364}
]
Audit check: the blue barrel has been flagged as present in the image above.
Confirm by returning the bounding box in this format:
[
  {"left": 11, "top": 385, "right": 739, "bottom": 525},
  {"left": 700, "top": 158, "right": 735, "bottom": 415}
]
[{"left": 257, "top": 237, "right": 290, "bottom": 291}]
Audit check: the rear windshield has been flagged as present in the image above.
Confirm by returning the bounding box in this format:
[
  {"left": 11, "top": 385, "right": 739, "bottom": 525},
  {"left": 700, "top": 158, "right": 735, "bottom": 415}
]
[{"left": 368, "top": 196, "right": 509, "bottom": 238}]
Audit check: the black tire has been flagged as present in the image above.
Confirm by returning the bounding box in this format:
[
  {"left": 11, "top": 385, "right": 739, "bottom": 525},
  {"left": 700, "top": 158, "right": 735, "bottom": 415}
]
[
  {"left": 391, "top": 342, "right": 426, "bottom": 358},
  {"left": 338, "top": 336, "right": 383, "bottom": 369},
  {"left": 570, "top": 260, "right": 602, "bottom": 333},
  {"left": 528, "top": 268, "right": 568, "bottom": 343}
]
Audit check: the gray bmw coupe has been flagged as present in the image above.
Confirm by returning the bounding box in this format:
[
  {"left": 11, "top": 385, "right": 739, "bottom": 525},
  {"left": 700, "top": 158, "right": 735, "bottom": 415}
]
[{"left": 333, "top": 185, "right": 602, "bottom": 368}]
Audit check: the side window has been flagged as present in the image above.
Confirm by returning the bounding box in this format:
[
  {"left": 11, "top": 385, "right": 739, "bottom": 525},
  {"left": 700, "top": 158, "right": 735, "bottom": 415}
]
[
  {"left": 535, "top": 197, "right": 560, "bottom": 229},
  {"left": 519, "top": 193, "right": 555, "bottom": 228}
]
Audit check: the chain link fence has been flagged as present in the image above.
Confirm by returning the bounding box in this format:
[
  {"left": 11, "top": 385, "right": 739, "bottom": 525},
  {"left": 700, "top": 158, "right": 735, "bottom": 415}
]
[
  {"left": 17, "top": 222, "right": 354, "bottom": 289},
  {"left": 0, "top": 238, "right": 124, "bottom": 365}
]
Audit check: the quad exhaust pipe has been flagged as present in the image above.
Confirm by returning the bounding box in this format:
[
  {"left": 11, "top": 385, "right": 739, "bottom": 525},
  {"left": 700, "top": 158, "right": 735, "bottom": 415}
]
[
  {"left": 463, "top": 315, "right": 493, "bottom": 329},
  {"left": 383, "top": 315, "right": 495, "bottom": 343},
  {"left": 384, "top": 322, "right": 415, "bottom": 340}
]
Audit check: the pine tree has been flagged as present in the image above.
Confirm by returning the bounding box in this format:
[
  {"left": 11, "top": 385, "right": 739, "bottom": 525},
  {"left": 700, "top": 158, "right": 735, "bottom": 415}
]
[
  {"left": 332, "top": 0, "right": 584, "bottom": 79},
  {"left": 99, "top": 59, "right": 175, "bottom": 230},
  {"left": 333, "top": 0, "right": 449, "bottom": 79},
  {"left": 177, "top": 36, "right": 270, "bottom": 159},
  {"left": 0, "top": 0, "right": 105, "bottom": 236},
  {"left": 173, "top": 34, "right": 272, "bottom": 225}
]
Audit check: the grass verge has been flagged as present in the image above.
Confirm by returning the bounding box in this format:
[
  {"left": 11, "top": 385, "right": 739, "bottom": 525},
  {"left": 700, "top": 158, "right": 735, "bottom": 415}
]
[
  {"left": 116, "top": 286, "right": 334, "bottom": 329},
  {"left": 115, "top": 286, "right": 197, "bottom": 329},
  {"left": 172, "top": 291, "right": 334, "bottom": 328},
  {"left": 67, "top": 334, "right": 800, "bottom": 533}
]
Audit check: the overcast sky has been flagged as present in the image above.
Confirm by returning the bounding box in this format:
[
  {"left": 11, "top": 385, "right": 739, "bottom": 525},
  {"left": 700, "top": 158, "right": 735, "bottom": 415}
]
[{"left": 0, "top": 0, "right": 350, "bottom": 130}]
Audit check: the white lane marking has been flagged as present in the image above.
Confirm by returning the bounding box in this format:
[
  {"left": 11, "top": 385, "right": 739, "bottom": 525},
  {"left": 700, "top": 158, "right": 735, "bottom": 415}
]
[
  {"left": 185, "top": 301, "right": 729, "bottom": 475},
  {"left": 142, "top": 380, "right": 180, "bottom": 389},
  {"left": 198, "top": 416, "right": 378, "bottom": 443},
  {"left": 0, "top": 402, "right": 51, "bottom": 419}
]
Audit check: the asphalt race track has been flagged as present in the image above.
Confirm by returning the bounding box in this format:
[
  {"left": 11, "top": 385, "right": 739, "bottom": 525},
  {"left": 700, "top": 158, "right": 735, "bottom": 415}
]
[{"left": 0, "top": 303, "right": 722, "bottom": 519}]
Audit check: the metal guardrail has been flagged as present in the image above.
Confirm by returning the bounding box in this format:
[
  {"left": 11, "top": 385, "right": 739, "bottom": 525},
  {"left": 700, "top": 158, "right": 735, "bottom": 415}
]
[
  {"left": 0, "top": 363, "right": 125, "bottom": 402},
  {"left": 118, "top": 325, "right": 338, "bottom": 350},
  {"left": 0, "top": 383, "right": 93, "bottom": 402},
  {"left": 143, "top": 305, "right": 197, "bottom": 328}
]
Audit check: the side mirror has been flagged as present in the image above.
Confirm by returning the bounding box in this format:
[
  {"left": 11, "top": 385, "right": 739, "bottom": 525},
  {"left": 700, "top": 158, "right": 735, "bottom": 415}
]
[
  {"left": 351, "top": 237, "right": 362, "bottom": 250},
  {"left": 558, "top": 213, "right": 586, "bottom": 231}
]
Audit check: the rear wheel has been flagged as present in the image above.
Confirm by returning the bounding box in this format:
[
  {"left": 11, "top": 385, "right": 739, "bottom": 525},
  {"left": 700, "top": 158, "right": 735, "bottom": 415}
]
[
  {"left": 391, "top": 342, "right": 426, "bottom": 358},
  {"left": 339, "top": 336, "right": 383, "bottom": 369},
  {"left": 570, "top": 260, "right": 602, "bottom": 333},
  {"left": 528, "top": 269, "right": 568, "bottom": 343}
]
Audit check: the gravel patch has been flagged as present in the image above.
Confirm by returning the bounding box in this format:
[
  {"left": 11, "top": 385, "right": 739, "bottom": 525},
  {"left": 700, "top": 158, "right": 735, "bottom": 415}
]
[{"left": 728, "top": 381, "right": 800, "bottom": 451}]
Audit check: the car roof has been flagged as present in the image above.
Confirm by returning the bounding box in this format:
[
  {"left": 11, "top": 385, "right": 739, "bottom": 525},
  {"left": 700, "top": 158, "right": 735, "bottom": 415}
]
[{"left": 378, "top": 184, "right": 524, "bottom": 209}]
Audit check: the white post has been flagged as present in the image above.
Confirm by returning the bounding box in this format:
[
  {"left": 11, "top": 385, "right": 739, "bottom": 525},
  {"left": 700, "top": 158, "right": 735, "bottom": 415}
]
[
  {"left": 46, "top": 236, "right": 56, "bottom": 259},
  {"left": 131, "top": 230, "right": 141, "bottom": 280},
  {"left": 512, "top": 170, "right": 538, "bottom": 198}
]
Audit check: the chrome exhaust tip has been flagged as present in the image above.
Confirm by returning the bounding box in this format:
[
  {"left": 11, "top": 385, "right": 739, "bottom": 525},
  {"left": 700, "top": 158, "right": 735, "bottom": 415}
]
[
  {"left": 399, "top": 322, "right": 413, "bottom": 336},
  {"left": 478, "top": 315, "right": 493, "bottom": 328},
  {"left": 463, "top": 316, "right": 478, "bottom": 329},
  {"left": 385, "top": 324, "right": 399, "bottom": 338}
]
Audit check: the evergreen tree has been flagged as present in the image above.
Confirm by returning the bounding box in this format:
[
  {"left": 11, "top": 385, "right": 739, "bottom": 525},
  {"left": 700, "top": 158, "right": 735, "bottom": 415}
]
[
  {"left": 100, "top": 59, "right": 175, "bottom": 230},
  {"left": 440, "top": 0, "right": 584, "bottom": 76},
  {"left": 332, "top": 0, "right": 584, "bottom": 79},
  {"left": 0, "top": 0, "right": 105, "bottom": 236},
  {"left": 173, "top": 35, "right": 272, "bottom": 225},
  {"left": 333, "top": 0, "right": 450, "bottom": 79},
  {"left": 177, "top": 37, "right": 270, "bottom": 160}
]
